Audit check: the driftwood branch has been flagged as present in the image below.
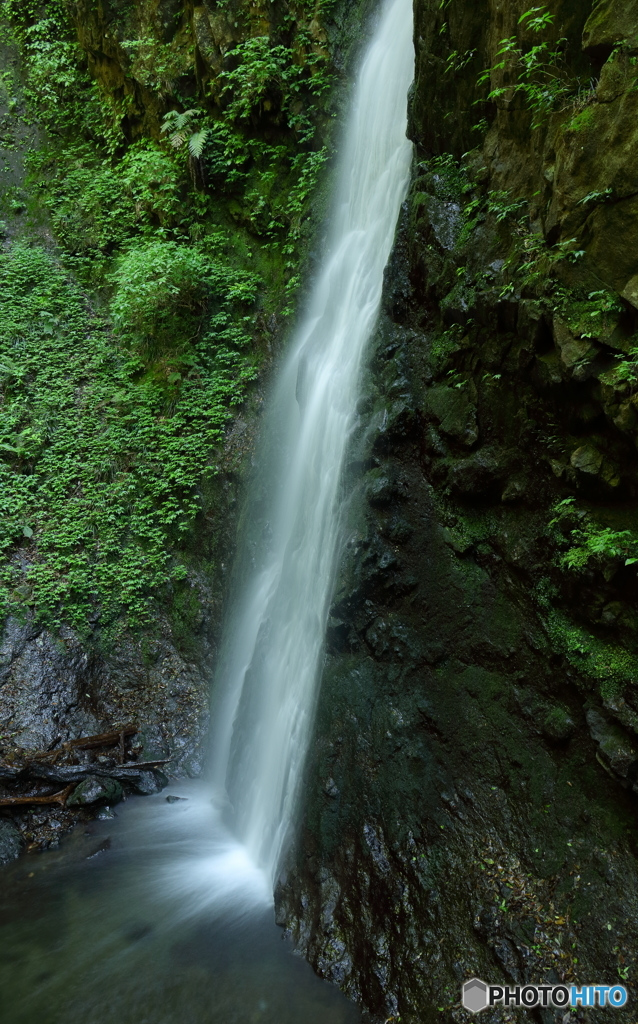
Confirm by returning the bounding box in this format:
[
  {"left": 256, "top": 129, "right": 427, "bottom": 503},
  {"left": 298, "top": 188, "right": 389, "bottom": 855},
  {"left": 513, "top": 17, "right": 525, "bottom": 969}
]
[
  {"left": 0, "top": 759, "right": 172, "bottom": 801},
  {"left": 0, "top": 784, "right": 74, "bottom": 807},
  {"left": 28, "top": 759, "right": 172, "bottom": 782},
  {"left": 0, "top": 727, "right": 171, "bottom": 799}
]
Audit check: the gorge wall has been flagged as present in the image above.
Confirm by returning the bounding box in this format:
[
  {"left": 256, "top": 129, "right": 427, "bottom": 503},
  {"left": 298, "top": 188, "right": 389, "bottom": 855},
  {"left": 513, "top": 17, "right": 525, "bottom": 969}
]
[
  {"left": 2, "top": 1, "right": 638, "bottom": 1023},
  {"left": 276, "top": 1, "right": 638, "bottom": 1022}
]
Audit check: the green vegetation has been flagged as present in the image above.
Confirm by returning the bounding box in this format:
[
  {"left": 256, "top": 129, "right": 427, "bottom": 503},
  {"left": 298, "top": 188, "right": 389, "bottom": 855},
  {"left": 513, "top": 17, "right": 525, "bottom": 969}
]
[
  {"left": 413, "top": 104, "right": 638, "bottom": 702},
  {"left": 444, "top": 47, "right": 477, "bottom": 76},
  {"left": 218, "top": 34, "right": 332, "bottom": 126},
  {"left": 109, "top": 238, "right": 258, "bottom": 357},
  {"left": 601, "top": 346, "right": 638, "bottom": 391},
  {"left": 545, "top": 609, "right": 638, "bottom": 700},
  {"left": 566, "top": 105, "right": 595, "bottom": 133},
  {"left": 532, "top": 578, "right": 638, "bottom": 699},
  {"left": 477, "top": 5, "right": 577, "bottom": 128},
  {"left": 0, "top": 0, "right": 339, "bottom": 637},
  {"left": 427, "top": 152, "right": 473, "bottom": 204},
  {"left": 550, "top": 498, "right": 638, "bottom": 573},
  {"left": 0, "top": 242, "right": 257, "bottom": 635},
  {"left": 555, "top": 289, "right": 624, "bottom": 338},
  {"left": 417, "top": 149, "right": 589, "bottom": 305},
  {"left": 484, "top": 190, "right": 527, "bottom": 223},
  {"left": 426, "top": 324, "right": 465, "bottom": 374},
  {"left": 153, "top": 32, "right": 334, "bottom": 255}
]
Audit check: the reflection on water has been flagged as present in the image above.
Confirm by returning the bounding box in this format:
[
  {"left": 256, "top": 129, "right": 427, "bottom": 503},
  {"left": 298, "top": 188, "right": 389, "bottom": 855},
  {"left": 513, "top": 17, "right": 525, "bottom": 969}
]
[{"left": 0, "top": 783, "right": 359, "bottom": 1024}]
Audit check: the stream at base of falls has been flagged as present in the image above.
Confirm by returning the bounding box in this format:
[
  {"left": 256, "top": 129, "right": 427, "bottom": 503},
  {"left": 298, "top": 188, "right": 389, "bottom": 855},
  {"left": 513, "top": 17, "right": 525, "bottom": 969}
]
[{"left": 0, "top": 783, "right": 360, "bottom": 1024}]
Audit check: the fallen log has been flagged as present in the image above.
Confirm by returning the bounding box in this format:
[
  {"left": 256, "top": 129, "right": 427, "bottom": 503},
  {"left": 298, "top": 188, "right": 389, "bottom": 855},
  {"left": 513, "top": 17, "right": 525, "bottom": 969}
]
[
  {"left": 67, "top": 726, "right": 138, "bottom": 750},
  {"left": 0, "top": 759, "right": 172, "bottom": 795},
  {"left": 0, "top": 785, "right": 74, "bottom": 807},
  {"left": 30, "top": 726, "right": 138, "bottom": 761}
]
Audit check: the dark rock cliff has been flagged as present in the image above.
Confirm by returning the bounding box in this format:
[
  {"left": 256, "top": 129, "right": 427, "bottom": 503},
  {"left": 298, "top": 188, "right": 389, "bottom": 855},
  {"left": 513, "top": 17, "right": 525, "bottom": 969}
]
[{"left": 277, "top": 1, "right": 638, "bottom": 1021}]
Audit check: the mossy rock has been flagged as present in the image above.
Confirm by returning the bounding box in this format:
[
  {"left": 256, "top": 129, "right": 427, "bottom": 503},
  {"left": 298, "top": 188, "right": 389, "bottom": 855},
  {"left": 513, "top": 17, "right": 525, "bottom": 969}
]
[
  {"left": 542, "top": 706, "right": 576, "bottom": 741},
  {"left": 583, "top": 0, "right": 638, "bottom": 57},
  {"left": 424, "top": 383, "right": 478, "bottom": 446},
  {"left": 67, "top": 776, "right": 124, "bottom": 806}
]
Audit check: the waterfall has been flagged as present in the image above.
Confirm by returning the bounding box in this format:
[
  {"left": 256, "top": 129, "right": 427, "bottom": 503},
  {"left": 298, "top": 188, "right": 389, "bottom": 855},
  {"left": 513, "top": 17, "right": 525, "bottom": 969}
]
[{"left": 211, "top": 0, "right": 414, "bottom": 886}]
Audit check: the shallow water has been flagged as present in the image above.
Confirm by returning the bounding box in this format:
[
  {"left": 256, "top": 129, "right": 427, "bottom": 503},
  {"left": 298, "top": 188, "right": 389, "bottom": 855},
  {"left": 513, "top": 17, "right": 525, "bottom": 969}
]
[{"left": 0, "top": 783, "right": 360, "bottom": 1024}]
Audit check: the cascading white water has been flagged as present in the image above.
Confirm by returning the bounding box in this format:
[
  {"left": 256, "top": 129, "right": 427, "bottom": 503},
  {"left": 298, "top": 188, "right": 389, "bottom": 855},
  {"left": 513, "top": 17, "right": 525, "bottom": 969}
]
[{"left": 211, "top": 0, "right": 414, "bottom": 885}]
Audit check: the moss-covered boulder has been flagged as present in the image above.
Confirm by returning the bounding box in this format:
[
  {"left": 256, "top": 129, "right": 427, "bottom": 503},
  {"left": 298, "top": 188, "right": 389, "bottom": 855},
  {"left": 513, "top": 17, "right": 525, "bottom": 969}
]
[{"left": 67, "top": 777, "right": 125, "bottom": 806}]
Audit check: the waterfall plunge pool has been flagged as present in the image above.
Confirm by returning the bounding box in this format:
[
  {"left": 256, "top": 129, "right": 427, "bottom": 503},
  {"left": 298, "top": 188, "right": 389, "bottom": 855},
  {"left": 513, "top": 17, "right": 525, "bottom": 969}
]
[{"left": 0, "top": 783, "right": 360, "bottom": 1024}]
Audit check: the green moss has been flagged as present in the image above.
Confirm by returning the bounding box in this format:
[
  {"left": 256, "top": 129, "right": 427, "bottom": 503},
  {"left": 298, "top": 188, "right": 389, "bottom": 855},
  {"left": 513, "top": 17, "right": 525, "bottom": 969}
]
[
  {"left": 542, "top": 706, "right": 574, "bottom": 740},
  {"left": 544, "top": 609, "right": 638, "bottom": 700},
  {"left": 426, "top": 324, "right": 463, "bottom": 374},
  {"left": 565, "top": 105, "right": 596, "bottom": 133}
]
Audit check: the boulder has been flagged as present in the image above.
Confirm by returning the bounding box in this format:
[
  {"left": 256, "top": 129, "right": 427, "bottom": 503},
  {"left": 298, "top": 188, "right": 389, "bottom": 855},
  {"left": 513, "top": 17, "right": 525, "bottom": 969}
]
[
  {"left": 542, "top": 707, "right": 576, "bottom": 742},
  {"left": 570, "top": 444, "right": 603, "bottom": 475},
  {"left": 586, "top": 707, "right": 638, "bottom": 778},
  {"left": 553, "top": 318, "right": 598, "bottom": 374},
  {"left": 583, "top": 0, "right": 638, "bottom": 56},
  {"left": 449, "top": 448, "right": 505, "bottom": 495},
  {"left": 67, "top": 776, "right": 124, "bottom": 806},
  {"left": 621, "top": 274, "right": 638, "bottom": 310}
]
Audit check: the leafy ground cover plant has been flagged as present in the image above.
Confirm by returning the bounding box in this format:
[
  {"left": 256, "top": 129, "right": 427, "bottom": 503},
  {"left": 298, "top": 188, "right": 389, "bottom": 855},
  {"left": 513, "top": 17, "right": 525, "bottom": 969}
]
[
  {"left": 0, "top": 243, "right": 258, "bottom": 635},
  {"left": 0, "top": 0, "right": 342, "bottom": 637}
]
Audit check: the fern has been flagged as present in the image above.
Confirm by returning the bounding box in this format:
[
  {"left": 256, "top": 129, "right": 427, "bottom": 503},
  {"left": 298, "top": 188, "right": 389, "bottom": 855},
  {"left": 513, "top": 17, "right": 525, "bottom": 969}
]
[
  {"left": 161, "top": 109, "right": 209, "bottom": 159},
  {"left": 188, "top": 130, "right": 209, "bottom": 159}
]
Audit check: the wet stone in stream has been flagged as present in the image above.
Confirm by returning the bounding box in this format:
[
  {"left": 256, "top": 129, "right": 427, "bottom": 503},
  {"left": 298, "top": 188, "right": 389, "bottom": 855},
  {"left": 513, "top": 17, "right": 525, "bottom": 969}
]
[{"left": 0, "top": 817, "right": 22, "bottom": 865}]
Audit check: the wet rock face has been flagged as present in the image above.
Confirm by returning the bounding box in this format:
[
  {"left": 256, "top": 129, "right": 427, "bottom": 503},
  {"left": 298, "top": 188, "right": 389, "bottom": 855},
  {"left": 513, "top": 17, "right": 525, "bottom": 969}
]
[
  {"left": 0, "top": 604, "right": 210, "bottom": 848},
  {"left": 278, "top": 0, "right": 638, "bottom": 1015},
  {"left": 0, "top": 612, "right": 212, "bottom": 778},
  {"left": 278, "top": 288, "right": 638, "bottom": 1021},
  {"left": 0, "top": 619, "right": 102, "bottom": 752}
]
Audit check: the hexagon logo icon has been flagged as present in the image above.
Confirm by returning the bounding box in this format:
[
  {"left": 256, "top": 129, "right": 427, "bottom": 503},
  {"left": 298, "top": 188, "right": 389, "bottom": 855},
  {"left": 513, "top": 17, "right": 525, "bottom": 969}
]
[{"left": 462, "top": 978, "right": 488, "bottom": 1014}]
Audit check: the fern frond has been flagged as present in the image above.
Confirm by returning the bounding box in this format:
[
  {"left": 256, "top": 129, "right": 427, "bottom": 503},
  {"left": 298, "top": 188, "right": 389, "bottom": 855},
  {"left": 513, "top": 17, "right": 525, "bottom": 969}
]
[
  {"left": 188, "top": 129, "right": 209, "bottom": 159},
  {"left": 161, "top": 108, "right": 200, "bottom": 133},
  {"left": 161, "top": 110, "right": 180, "bottom": 132}
]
